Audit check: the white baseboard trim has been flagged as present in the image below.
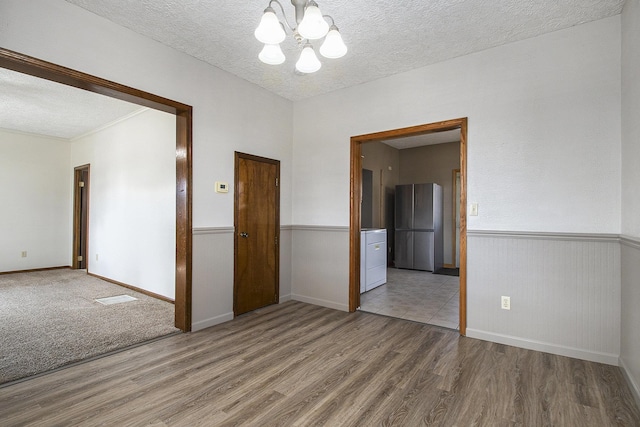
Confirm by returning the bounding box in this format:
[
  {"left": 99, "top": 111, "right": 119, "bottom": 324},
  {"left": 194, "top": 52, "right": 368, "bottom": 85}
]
[
  {"left": 620, "top": 356, "right": 640, "bottom": 409},
  {"left": 291, "top": 294, "right": 349, "bottom": 312},
  {"left": 466, "top": 328, "right": 619, "bottom": 366},
  {"left": 191, "top": 312, "right": 234, "bottom": 332},
  {"left": 279, "top": 293, "right": 292, "bottom": 303}
]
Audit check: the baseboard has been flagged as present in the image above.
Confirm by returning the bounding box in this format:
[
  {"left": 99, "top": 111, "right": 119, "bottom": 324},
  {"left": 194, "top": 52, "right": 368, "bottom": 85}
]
[
  {"left": 279, "top": 293, "right": 292, "bottom": 303},
  {"left": 620, "top": 357, "right": 640, "bottom": 409},
  {"left": 291, "top": 294, "right": 349, "bottom": 312},
  {"left": 0, "top": 265, "right": 70, "bottom": 275},
  {"left": 87, "top": 272, "right": 174, "bottom": 304},
  {"left": 466, "top": 328, "right": 619, "bottom": 366},
  {"left": 191, "top": 312, "right": 234, "bottom": 332}
]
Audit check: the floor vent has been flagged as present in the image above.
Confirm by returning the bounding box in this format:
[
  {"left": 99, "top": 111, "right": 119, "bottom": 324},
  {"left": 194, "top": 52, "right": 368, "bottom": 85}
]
[{"left": 95, "top": 295, "right": 138, "bottom": 305}]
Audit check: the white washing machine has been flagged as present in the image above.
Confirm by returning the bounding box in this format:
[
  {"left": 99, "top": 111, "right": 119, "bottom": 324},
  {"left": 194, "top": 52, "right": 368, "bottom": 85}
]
[{"left": 360, "top": 229, "right": 387, "bottom": 293}]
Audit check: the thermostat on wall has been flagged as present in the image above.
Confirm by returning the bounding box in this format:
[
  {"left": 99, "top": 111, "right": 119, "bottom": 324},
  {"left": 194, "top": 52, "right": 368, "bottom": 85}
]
[{"left": 215, "top": 181, "right": 229, "bottom": 193}]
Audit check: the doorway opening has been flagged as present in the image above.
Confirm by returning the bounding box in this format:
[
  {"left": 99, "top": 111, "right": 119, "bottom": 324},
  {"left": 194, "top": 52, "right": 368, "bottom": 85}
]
[
  {"left": 0, "top": 47, "right": 193, "bottom": 332},
  {"left": 72, "top": 165, "right": 90, "bottom": 270},
  {"left": 349, "top": 118, "right": 468, "bottom": 335}
]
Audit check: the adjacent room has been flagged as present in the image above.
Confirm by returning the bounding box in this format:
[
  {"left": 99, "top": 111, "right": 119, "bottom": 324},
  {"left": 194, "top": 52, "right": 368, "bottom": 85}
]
[
  {"left": 359, "top": 132, "right": 462, "bottom": 329},
  {"left": 0, "top": 68, "right": 179, "bottom": 384},
  {"left": 1, "top": 0, "right": 639, "bottom": 424}
]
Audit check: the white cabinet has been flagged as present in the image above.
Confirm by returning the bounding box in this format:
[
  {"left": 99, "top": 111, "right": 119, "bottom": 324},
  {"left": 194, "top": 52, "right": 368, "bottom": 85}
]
[{"left": 360, "top": 229, "right": 387, "bottom": 293}]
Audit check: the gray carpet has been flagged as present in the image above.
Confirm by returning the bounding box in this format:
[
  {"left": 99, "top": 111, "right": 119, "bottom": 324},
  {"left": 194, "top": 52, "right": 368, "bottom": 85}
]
[{"left": 0, "top": 269, "right": 179, "bottom": 384}]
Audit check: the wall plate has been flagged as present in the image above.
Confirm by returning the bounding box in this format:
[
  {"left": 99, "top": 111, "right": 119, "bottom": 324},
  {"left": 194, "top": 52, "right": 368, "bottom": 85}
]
[{"left": 215, "top": 181, "right": 229, "bottom": 193}]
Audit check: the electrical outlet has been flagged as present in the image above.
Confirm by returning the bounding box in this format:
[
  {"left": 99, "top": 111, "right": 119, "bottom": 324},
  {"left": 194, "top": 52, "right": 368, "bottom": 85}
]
[
  {"left": 21, "top": 251, "right": 27, "bottom": 258},
  {"left": 501, "top": 296, "right": 510, "bottom": 310}
]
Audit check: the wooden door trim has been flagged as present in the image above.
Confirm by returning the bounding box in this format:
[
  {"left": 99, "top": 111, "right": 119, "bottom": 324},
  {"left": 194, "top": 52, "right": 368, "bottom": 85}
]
[
  {"left": 451, "top": 168, "right": 461, "bottom": 269},
  {"left": 0, "top": 48, "right": 193, "bottom": 332},
  {"left": 349, "top": 118, "right": 468, "bottom": 335},
  {"left": 72, "top": 165, "right": 90, "bottom": 270},
  {"left": 233, "top": 152, "right": 281, "bottom": 316}
]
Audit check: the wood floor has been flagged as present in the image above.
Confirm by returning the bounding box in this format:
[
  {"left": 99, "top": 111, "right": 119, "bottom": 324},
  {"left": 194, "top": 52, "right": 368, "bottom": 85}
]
[{"left": 1, "top": 301, "right": 638, "bottom": 426}]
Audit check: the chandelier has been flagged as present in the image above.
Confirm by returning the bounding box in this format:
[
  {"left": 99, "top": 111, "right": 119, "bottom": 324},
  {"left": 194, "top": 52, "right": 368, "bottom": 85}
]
[{"left": 254, "top": 0, "right": 347, "bottom": 73}]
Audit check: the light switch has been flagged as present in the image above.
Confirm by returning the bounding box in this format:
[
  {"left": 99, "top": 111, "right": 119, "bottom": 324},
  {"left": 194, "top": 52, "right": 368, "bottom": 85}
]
[{"left": 470, "top": 203, "right": 478, "bottom": 216}]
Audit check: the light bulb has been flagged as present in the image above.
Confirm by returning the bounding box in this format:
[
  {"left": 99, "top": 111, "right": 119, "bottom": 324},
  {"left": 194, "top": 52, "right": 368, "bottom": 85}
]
[
  {"left": 297, "top": 1, "right": 329, "bottom": 40},
  {"left": 259, "top": 44, "right": 286, "bottom": 65},
  {"left": 295, "top": 43, "right": 321, "bottom": 73},
  {"left": 254, "top": 7, "right": 286, "bottom": 44},
  {"left": 320, "top": 25, "right": 347, "bottom": 59}
]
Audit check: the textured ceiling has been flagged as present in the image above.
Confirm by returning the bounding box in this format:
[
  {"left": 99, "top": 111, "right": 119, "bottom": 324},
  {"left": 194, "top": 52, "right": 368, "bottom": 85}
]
[
  {"left": 382, "top": 129, "right": 461, "bottom": 150},
  {"left": 0, "top": 0, "right": 626, "bottom": 139},
  {"left": 0, "top": 68, "right": 143, "bottom": 139},
  {"left": 64, "top": 0, "right": 625, "bottom": 101}
]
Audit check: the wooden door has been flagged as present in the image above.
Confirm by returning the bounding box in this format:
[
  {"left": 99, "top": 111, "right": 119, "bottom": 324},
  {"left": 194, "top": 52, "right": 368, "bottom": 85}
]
[
  {"left": 234, "top": 152, "right": 280, "bottom": 315},
  {"left": 73, "top": 165, "right": 90, "bottom": 269}
]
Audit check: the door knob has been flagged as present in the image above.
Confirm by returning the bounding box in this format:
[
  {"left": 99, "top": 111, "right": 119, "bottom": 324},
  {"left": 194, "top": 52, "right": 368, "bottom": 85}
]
[{"left": 240, "top": 232, "right": 249, "bottom": 238}]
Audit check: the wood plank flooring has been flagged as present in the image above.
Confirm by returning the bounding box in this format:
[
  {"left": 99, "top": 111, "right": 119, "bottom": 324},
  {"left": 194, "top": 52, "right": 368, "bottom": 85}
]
[{"left": 1, "top": 301, "right": 638, "bottom": 426}]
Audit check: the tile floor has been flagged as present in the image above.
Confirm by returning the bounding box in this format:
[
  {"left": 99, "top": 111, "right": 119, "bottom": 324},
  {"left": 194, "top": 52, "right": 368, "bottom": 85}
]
[{"left": 360, "top": 267, "right": 459, "bottom": 330}]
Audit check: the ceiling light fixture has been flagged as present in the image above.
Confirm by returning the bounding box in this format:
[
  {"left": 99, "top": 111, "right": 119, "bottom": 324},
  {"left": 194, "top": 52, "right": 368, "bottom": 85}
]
[{"left": 255, "top": 0, "right": 347, "bottom": 74}]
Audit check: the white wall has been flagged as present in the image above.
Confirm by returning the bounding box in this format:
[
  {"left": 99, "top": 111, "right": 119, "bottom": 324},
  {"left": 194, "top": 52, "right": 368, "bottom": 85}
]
[
  {"left": 0, "top": 129, "right": 71, "bottom": 271},
  {"left": 620, "top": 0, "right": 640, "bottom": 406},
  {"left": 292, "top": 17, "right": 622, "bottom": 362},
  {"left": 70, "top": 109, "right": 176, "bottom": 299},
  {"left": 0, "top": 0, "right": 293, "bottom": 329},
  {"left": 361, "top": 142, "right": 400, "bottom": 259},
  {"left": 293, "top": 17, "right": 621, "bottom": 231},
  {"left": 622, "top": 0, "right": 640, "bottom": 237},
  {"left": 399, "top": 142, "right": 460, "bottom": 266}
]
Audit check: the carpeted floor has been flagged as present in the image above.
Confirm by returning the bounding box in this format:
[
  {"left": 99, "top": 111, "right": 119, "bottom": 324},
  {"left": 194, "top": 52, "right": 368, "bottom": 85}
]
[{"left": 0, "top": 269, "right": 179, "bottom": 384}]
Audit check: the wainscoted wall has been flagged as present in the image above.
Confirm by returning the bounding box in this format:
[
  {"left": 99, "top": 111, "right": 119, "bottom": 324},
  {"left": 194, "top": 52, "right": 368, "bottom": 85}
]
[
  {"left": 621, "top": 236, "right": 640, "bottom": 405},
  {"left": 194, "top": 224, "right": 635, "bottom": 394},
  {"left": 192, "top": 227, "right": 234, "bottom": 331},
  {"left": 467, "top": 230, "right": 621, "bottom": 365},
  {"left": 621, "top": 0, "right": 640, "bottom": 408},
  {"left": 291, "top": 226, "right": 350, "bottom": 312},
  {"left": 280, "top": 226, "right": 293, "bottom": 303},
  {"left": 191, "top": 226, "right": 293, "bottom": 331}
]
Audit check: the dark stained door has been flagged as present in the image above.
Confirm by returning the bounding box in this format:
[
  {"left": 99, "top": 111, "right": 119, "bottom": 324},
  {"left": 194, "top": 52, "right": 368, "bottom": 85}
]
[
  {"left": 73, "top": 165, "right": 89, "bottom": 269},
  {"left": 234, "top": 152, "right": 280, "bottom": 315}
]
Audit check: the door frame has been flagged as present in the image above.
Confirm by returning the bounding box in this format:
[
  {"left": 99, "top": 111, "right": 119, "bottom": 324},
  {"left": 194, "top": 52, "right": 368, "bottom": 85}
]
[
  {"left": 72, "top": 164, "right": 90, "bottom": 270},
  {"left": 233, "top": 152, "right": 281, "bottom": 315},
  {"left": 0, "top": 48, "right": 193, "bottom": 332},
  {"left": 450, "top": 168, "right": 461, "bottom": 269},
  {"left": 349, "top": 118, "right": 468, "bottom": 335}
]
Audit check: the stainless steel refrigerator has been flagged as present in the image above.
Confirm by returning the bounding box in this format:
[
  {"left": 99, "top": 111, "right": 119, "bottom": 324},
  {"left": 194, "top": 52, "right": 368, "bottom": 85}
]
[{"left": 394, "top": 183, "right": 443, "bottom": 272}]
